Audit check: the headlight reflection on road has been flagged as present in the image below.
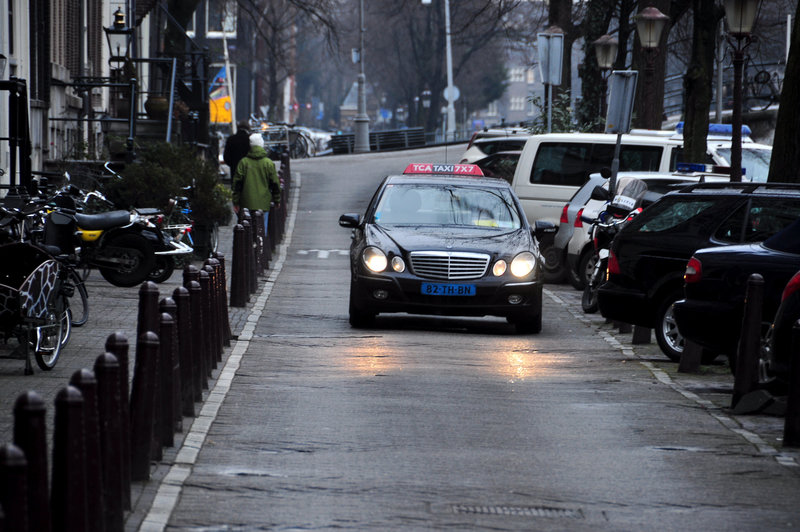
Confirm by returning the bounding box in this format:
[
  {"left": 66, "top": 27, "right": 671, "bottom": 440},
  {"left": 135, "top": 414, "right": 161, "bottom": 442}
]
[
  {"left": 492, "top": 345, "right": 559, "bottom": 382},
  {"left": 345, "top": 342, "right": 403, "bottom": 376}
]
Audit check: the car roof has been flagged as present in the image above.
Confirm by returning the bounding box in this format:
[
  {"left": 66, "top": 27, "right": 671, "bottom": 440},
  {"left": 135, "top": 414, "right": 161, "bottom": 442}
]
[
  {"left": 385, "top": 174, "right": 514, "bottom": 189},
  {"left": 669, "top": 182, "right": 800, "bottom": 196}
]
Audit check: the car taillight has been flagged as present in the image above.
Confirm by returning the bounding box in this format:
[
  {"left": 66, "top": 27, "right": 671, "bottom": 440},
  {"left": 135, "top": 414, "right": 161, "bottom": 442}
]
[
  {"left": 781, "top": 271, "right": 800, "bottom": 302},
  {"left": 574, "top": 208, "right": 584, "bottom": 228},
  {"left": 684, "top": 256, "right": 702, "bottom": 283},
  {"left": 560, "top": 204, "right": 569, "bottom": 224},
  {"left": 608, "top": 250, "right": 620, "bottom": 275}
]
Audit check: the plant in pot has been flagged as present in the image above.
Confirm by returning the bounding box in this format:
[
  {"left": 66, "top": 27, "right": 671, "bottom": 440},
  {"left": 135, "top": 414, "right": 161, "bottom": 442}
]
[{"left": 103, "top": 141, "right": 232, "bottom": 259}]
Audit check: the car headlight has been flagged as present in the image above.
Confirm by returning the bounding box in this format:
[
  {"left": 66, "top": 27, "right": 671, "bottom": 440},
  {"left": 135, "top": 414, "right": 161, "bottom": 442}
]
[
  {"left": 510, "top": 252, "right": 536, "bottom": 278},
  {"left": 492, "top": 260, "right": 507, "bottom": 276},
  {"left": 363, "top": 246, "right": 388, "bottom": 272},
  {"left": 391, "top": 256, "right": 406, "bottom": 273}
]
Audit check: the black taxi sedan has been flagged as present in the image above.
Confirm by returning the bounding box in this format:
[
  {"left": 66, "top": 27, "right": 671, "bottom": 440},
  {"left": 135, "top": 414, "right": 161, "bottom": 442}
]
[{"left": 339, "top": 163, "right": 548, "bottom": 333}]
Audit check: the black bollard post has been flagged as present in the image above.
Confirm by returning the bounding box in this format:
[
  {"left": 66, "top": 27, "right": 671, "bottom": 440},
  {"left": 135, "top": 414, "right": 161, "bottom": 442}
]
[
  {"left": 251, "top": 210, "right": 264, "bottom": 274},
  {"left": 631, "top": 326, "right": 651, "bottom": 344},
  {"left": 129, "top": 332, "right": 159, "bottom": 481},
  {"left": 51, "top": 386, "right": 88, "bottom": 532},
  {"left": 732, "top": 273, "right": 764, "bottom": 409},
  {"left": 199, "top": 269, "right": 216, "bottom": 374},
  {"left": 136, "top": 281, "right": 160, "bottom": 342},
  {"left": 13, "top": 391, "right": 48, "bottom": 532},
  {"left": 0, "top": 444, "right": 28, "bottom": 532},
  {"left": 783, "top": 320, "right": 800, "bottom": 447},
  {"left": 93, "top": 353, "right": 124, "bottom": 532},
  {"left": 678, "top": 340, "right": 704, "bottom": 374},
  {"left": 203, "top": 264, "right": 222, "bottom": 362},
  {"left": 206, "top": 258, "right": 227, "bottom": 351},
  {"left": 69, "top": 369, "right": 104, "bottom": 532},
  {"left": 104, "top": 333, "right": 131, "bottom": 510},
  {"left": 158, "top": 311, "right": 177, "bottom": 447},
  {"left": 183, "top": 263, "right": 200, "bottom": 288},
  {"left": 212, "top": 252, "right": 233, "bottom": 343},
  {"left": 267, "top": 205, "right": 278, "bottom": 252},
  {"left": 242, "top": 219, "right": 257, "bottom": 295},
  {"left": 161, "top": 297, "right": 182, "bottom": 431},
  {"left": 188, "top": 280, "right": 208, "bottom": 394},
  {"left": 173, "top": 286, "right": 196, "bottom": 417},
  {"left": 230, "top": 224, "right": 248, "bottom": 307}
]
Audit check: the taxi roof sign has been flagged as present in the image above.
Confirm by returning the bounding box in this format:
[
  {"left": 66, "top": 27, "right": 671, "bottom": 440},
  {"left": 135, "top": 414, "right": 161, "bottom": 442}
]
[{"left": 403, "top": 163, "right": 484, "bottom": 176}]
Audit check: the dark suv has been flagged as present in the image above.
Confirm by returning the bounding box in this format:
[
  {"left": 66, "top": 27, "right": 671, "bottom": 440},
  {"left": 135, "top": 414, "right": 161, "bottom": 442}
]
[{"left": 597, "top": 182, "right": 800, "bottom": 362}]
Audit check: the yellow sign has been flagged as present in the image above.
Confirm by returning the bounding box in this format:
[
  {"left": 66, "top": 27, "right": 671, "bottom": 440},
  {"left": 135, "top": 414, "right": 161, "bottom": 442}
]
[{"left": 209, "top": 66, "right": 232, "bottom": 124}]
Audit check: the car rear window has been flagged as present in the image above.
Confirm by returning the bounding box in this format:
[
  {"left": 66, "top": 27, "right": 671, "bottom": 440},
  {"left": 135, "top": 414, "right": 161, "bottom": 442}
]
[
  {"left": 629, "top": 198, "right": 716, "bottom": 233},
  {"left": 530, "top": 142, "right": 663, "bottom": 187},
  {"left": 477, "top": 139, "right": 527, "bottom": 156}
]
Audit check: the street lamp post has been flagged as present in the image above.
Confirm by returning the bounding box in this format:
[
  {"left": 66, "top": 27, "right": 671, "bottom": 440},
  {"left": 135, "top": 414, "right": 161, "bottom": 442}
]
[
  {"left": 354, "top": 0, "right": 370, "bottom": 153},
  {"left": 592, "top": 34, "right": 618, "bottom": 121},
  {"left": 423, "top": 0, "right": 456, "bottom": 141},
  {"left": 634, "top": 6, "right": 669, "bottom": 130},
  {"left": 104, "top": 6, "right": 136, "bottom": 162},
  {"left": 723, "top": 0, "right": 760, "bottom": 182}
]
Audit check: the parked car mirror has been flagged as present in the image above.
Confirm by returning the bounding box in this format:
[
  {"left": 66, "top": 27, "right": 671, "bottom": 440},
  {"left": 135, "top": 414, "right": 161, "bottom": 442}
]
[
  {"left": 532, "top": 219, "right": 556, "bottom": 240},
  {"left": 338, "top": 213, "right": 361, "bottom": 228},
  {"left": 600, "top": 167, "right": 612, "bottom": 179},
  {"left": 590, "top": 185, "right": 610, "bottom": 201}
]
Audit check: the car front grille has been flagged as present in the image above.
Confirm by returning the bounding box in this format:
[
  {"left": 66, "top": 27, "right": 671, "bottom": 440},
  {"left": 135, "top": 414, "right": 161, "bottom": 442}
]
[{"left": 409, "top": 251, "right": 490, "bottom": 280}]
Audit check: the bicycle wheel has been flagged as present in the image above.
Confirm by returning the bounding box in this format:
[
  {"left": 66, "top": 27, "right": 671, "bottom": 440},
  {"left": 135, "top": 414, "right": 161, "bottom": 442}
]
[
  {"left": 32, "top": 301, "right": 68, "bottom": 371},
  {"left": 67, "top": 269, "right": 89, "bottom": 327},
  {"left": 210, "top": 222, "right": 220, "bottom": 254}
]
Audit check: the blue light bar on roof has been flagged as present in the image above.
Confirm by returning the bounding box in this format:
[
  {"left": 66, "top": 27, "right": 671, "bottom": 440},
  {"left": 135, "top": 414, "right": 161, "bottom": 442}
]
[
  {"left": 677, "top": 162, "right": 707, "bottom": 173},
  {"left": 675, "top": 122, "right": 752, "bottom": 136}
]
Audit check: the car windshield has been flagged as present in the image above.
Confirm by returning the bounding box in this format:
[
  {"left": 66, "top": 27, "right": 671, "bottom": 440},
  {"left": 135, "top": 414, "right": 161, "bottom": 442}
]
[
  {"left": 374, "top": 184, "right": 522, "bottom": 229},
  {"left": 715, "top": 147, "right": 771, "bottom": 183}
]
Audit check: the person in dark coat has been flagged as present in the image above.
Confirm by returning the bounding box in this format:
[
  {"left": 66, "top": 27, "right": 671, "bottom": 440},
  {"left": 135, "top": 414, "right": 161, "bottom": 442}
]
[{"left": 223, "top": 121, "right": 251, "bottom": 178}]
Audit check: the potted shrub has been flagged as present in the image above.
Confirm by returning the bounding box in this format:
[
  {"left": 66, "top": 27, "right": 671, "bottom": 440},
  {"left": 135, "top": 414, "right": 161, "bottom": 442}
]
[{"left": 103, "top": 141, "right": 232, "bottom": 258}]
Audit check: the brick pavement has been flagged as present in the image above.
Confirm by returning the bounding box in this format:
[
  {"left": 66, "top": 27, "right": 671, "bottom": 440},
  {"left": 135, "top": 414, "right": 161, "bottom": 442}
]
[{"left": 0, "top": 208, "right": 257, "bottom": 529}]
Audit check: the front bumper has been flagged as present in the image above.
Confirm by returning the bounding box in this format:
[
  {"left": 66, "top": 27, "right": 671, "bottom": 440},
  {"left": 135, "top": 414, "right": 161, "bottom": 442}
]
[
  {"left": 672, "top": 298, "right": 740, "bottom": 354},
  {"left": 597, "top": 282, "right": 651, "bottom": 326},
  {"left": 352, "top": 273, "right": 542, "bottom": 318}
]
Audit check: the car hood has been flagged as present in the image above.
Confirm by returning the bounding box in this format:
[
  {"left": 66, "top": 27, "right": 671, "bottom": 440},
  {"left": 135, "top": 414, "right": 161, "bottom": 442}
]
[{"left": 368, "top": 224, "right": 532, "bottom": 256}]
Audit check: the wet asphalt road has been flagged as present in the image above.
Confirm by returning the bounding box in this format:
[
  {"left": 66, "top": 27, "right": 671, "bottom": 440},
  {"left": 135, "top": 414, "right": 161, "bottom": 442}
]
[{"left": 160, "top": 147, "right": 800, "bottom": 531}]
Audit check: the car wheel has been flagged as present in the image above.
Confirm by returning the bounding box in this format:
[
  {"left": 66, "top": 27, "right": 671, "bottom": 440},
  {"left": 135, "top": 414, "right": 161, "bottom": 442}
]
[
  {"left": 513, "top": 307, "right": 542, "bottom": 334},
  {"left": 655, "top": 291, "right": 684, "bottom": 362},
  {"left": 540, "top": 244, "right": 566, "bottom": 283},
  {"left": 348, "top": 283, "right": 375, "bottom": 328},
  {"left": 575, "top": 248, "right": 597, "bottom": 291}
]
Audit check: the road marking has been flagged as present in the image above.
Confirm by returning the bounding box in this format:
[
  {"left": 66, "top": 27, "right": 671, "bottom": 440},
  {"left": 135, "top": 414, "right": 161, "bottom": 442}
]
[
  {"left": 297, "top": 249, "right": 348, "bottom": 258},
  {"left": 139, "top": 174, "right": 302, "bottom": 531},
  {"left": 544, "top": 288, "right": 799, "bottom": 469}
]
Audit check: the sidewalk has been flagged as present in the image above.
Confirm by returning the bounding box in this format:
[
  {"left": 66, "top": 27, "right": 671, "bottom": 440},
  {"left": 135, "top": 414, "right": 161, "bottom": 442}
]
[{"left": 0, "top": 196, "right": 264, "bottom": 529}]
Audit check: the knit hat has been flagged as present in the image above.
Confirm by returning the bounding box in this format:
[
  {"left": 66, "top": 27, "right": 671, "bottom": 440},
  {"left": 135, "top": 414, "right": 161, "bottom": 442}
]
[{"left": 249, "top": 133, "right": 264, "bottom": 148}]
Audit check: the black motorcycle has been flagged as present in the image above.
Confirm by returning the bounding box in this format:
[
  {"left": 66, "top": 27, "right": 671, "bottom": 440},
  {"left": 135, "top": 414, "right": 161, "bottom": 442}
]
[{"left": 581, "top": 178, "right": 648, "bottom": 313}]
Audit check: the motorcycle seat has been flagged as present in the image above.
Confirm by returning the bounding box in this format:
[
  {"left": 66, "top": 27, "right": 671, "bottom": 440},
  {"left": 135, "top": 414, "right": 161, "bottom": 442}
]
[{"left": 74, "top": 210, "right": 131, "bottom": 230}]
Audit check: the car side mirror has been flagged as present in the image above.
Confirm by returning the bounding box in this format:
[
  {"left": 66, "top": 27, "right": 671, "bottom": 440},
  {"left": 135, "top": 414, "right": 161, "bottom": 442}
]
[
  {"left": 338, "top": 213, "right": 361, "bottom": 228},
  {"left": 590, "top": 185, "right": 610, "bottom": 202},
  {"left": 600, "top": 167, "right": 612, "bottom": 179},
  {"left": 532, "top": 219, "right": 556, "bottom": 240}
]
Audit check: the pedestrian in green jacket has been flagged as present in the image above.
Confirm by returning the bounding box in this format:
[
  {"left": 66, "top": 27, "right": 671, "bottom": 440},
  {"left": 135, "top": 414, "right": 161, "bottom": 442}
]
[{"left": 233, "top": 133, "right": 281, "bottom": 234}]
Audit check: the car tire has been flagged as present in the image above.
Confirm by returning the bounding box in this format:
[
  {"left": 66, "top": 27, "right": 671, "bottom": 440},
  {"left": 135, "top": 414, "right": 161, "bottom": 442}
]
[
  {"left": 348, "top": 283, "right": 375, "bottom": 328},
  {"left": 540, "top": 244, "right": 566, "bottom": 284},
  {"left": 655, "top": 291, "right": 685, "bottom": 362},
  {"left": 567, "top": 262, "right": 584, "bottom": 290},
  {"left": 574, "top": 248, "right": 596, "bottom": 291},
  {"left": 513, "top": 307, "right": 542, "bottom": 334}
]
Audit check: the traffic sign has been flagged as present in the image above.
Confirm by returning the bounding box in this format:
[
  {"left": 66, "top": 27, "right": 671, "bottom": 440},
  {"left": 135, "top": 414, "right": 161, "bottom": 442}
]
[{"left": 443, "top": 85, "right": 460, "bottom": 102}]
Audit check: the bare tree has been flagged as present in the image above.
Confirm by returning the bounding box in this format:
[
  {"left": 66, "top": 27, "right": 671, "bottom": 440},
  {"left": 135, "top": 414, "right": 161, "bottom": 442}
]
[{"left": 768, "top": 0, "right": 800, "bottom": 182}]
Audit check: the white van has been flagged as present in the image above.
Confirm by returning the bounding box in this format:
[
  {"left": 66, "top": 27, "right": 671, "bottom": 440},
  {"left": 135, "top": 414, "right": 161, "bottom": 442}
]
[{"left": 511, "top": 126, "right": 772, "bottom": 227}]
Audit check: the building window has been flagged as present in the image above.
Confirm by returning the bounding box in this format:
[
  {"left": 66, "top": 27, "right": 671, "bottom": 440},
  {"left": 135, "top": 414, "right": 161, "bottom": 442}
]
[
  {"left": 509, "top": 67, "right": 525, "bottom": 83},
  {"left": 487, "top": 101, "right": 499, "bottom": 117},
  {"left": 526, "top": 69, "right": 535, "bottom": 84},
  {"left": 207, "top": 0, "right": 237, "bottom": 38},
  {"left": 510, "top": 97, "right": 526, "bottom": 112}
]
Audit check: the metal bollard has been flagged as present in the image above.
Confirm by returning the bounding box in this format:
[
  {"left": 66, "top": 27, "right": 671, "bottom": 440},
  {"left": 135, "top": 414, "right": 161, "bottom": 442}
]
[
  {"left": 158, "top": 311, "right": 176, "bottom": 447},
  {"left": 631, "top": 326, "right": 651, "bottom": 344},
  {"left": 199, "top": 269, "right": 216, "bottom": 374},
  {"left": 136, "top": 281, "right": 160, "bottom": 342},
  {"left": 129, "top": 332, "right": 159, "bottom": 481},
  {"left": 0, "top": 443, "right": 28, "bottom": 532},
  {"left": 783, "top": 320, "right": 800, "bottom": 447},
  {"left": 173, "top": 286, "right": 196, "bottom": 417},
  {"left": 242, "top": 219, "right": 257, "bottom": 295},
  {"left": 732, "top": 273, "right": 764, "bottom": 409},
  {"left": 268, "top": 205, "right": 278, "bottom": 251},
  {"left": 206, "top": 258, "right": 228, "bottom": 350},
  {"left": 203, "top": 264, "right": 223, "bottom": 362},
  {"left": 69, "top": 369, "right": 104, "bottom": 532},
  {"left": 13, "top": 391, "right": 48, "bottom": 532},
  {"left": 161, "top": 297, "right": 182, "bottom": 431},
  {"left": 104, "top": 333, "right": 131, "bottom": 510},
  {"left": 251, "top": 210, "right": 264, "bottom": 274},
  {"left": 183, "top": 263, "right": 200, "bottom": 288},
  {"left": 212, "top": 252, "right": 233, "bottom": 344},
  {"left": 188, "top": 280, "right": 208, "bottom": 393},
  {"left": 229, "top": 224, "right": 248, "bottom": 307},
  {"left": 93, "top": 353, "right": 125, "bottom": 532},
  {"left": 678, "top": 340, "right": 704, "bottom": 374},
  {"left": 51, "top": 385, "right": 88, "bottom": 532}
]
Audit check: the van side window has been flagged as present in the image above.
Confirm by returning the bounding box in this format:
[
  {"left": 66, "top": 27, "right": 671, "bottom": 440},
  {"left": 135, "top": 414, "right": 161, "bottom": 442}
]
[{"left": 530, "top": 142, "right": 664, "bottom": 186}]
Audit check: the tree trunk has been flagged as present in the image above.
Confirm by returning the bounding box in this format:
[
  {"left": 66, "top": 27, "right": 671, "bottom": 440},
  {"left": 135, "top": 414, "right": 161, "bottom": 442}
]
[
  {"left": 768, "top": 0, "right": 800, "bottom": 183},
  {"left": 632, "top": 0, "right": 672, "bottom": 130},
  {"left": 682, "top": 1, "right": 721, "bottom": 164},
  {"left": 575, "top": 0, "right": 615, "bottom": 131}
]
